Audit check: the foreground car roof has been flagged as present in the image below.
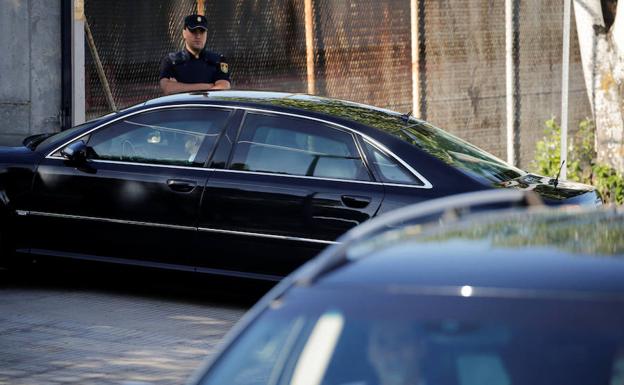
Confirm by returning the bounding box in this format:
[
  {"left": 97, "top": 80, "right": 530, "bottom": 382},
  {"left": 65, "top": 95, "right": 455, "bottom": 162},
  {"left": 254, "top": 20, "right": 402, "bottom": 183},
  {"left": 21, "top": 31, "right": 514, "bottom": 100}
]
[
  {"left": 283, "top": 190, "right": 621, "bottom": 298},
  {"left": 317, "top": 206, "right": 624, "bottom": 297}
]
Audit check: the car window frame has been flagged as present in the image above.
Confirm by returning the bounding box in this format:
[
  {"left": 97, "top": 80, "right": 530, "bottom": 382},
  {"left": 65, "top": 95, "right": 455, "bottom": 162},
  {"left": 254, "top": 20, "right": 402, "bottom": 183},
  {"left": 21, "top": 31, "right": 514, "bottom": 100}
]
[
  {"left": 359, "top": 138, "right": 427, "bottom": 187},
  {"left": 226, "top": 110, "right": 374, "bottom": 182},
  {"left": 44, "top": 104, "right": 433, "bottom": 188},
  {"left": 46, "top": 104, "right": 236, "bottom": 169}
]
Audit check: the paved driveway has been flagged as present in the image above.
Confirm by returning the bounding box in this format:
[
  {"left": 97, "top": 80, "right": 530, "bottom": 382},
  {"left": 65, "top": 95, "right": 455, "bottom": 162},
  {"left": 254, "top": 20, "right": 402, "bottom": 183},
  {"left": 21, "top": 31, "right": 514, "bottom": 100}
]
[{"left": 0, "top": 266, "right": 255, "bottom": 385}]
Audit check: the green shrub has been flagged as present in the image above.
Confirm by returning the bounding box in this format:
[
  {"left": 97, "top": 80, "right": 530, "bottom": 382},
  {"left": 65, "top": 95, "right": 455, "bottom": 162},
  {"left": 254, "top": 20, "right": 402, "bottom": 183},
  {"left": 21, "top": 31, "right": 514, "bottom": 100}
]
[{"left": 530, "top": 118, "right": 624, "bottom": 204}]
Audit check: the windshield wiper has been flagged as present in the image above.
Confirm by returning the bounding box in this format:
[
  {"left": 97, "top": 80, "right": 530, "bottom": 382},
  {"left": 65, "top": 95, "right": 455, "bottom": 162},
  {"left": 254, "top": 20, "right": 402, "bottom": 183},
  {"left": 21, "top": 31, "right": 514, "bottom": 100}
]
[{"left": 400, "top": 127, "right": 420, "bottom": 143}]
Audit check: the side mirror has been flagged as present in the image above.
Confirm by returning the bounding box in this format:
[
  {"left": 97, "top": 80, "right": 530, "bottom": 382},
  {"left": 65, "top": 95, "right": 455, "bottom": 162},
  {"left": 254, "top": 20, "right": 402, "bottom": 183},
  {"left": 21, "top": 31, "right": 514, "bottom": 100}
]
[{"left": 61, "top": 140, "right": 88, "bottom": 163}]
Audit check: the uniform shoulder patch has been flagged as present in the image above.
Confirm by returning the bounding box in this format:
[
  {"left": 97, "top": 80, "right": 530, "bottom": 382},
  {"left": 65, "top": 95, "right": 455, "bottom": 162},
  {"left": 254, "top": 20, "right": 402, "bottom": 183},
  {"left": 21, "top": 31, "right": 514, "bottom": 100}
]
[{"left": 220, "top": 62, "right": 229, "bottom": 74}]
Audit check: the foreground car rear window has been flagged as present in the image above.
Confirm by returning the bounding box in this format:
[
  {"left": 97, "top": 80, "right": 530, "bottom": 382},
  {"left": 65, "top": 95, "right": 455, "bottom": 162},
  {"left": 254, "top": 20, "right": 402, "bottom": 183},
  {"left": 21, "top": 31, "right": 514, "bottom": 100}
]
[{"left": 198, "top": 290, "right": 624, "bottom": 385}]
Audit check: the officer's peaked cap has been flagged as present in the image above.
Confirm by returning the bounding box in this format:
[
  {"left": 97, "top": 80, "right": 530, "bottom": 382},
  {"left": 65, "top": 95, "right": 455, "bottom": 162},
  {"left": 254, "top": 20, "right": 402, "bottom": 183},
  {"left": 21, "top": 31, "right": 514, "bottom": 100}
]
[{"left": 184, "top": 14, "right": 208, "bottom": 30}]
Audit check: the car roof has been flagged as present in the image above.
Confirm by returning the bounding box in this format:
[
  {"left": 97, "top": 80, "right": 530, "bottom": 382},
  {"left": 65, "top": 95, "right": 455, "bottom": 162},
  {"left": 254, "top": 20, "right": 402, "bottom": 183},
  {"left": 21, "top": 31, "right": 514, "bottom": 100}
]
[
  {"left": 144, "top": 90, "right": 399, "bottom": 112},
  {"left": 306, "top": 205, "right": 624, "bottom": 298},
  {"left": 143, "top": 90, "right": 414, "bottom": 129}
]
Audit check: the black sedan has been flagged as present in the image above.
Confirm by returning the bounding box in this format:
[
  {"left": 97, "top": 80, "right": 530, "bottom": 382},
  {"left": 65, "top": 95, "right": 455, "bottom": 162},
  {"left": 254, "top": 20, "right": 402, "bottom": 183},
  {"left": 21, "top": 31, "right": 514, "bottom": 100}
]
[
  {"left": 186, "top": 190, "right": 624, "bottom": 385},
  {"left": 0, "top": 91, "right": 599, "bottom": 280}
]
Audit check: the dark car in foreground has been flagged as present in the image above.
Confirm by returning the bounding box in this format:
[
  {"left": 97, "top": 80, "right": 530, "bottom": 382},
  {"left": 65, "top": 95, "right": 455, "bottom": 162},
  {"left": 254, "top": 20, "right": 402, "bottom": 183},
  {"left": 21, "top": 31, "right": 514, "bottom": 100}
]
[
  {"left": 186, "top": 190, "right": 624, "bottom": 385},
  {"left": 0, "top": 91, "right": 599, "bottom": 279}
]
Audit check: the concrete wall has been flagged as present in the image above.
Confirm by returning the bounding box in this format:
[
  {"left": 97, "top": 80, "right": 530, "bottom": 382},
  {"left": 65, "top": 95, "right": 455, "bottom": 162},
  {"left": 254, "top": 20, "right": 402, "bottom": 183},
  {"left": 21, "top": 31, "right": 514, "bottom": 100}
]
[{"left": 0, "top": 0, "right": 61, "bottom": 146}]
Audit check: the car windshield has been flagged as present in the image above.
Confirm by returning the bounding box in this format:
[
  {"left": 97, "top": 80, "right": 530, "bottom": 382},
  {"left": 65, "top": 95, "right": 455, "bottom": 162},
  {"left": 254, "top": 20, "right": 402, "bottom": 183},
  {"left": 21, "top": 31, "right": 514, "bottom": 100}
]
[
  {"left": 36, "top": 119, "right": 104, "bottom": 149},
  {"left": 197, "top": 288, "right": 624, "bottom": 385},
  {"left": 36, "top": 110, "right": 122, "bottom": 150}
]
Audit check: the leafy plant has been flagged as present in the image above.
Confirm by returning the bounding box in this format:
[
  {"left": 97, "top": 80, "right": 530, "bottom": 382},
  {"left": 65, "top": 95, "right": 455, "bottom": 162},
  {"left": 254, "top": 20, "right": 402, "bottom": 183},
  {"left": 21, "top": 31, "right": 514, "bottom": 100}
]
[{"left": 530, "top": 118, "right": 624, "bottom": 204}]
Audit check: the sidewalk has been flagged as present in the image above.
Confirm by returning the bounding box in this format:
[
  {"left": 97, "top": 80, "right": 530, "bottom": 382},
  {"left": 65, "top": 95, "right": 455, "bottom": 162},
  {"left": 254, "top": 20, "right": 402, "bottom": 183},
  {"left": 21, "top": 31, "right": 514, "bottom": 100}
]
[{"left": 0, "top": 278, "right": 246, "bottom": 385}]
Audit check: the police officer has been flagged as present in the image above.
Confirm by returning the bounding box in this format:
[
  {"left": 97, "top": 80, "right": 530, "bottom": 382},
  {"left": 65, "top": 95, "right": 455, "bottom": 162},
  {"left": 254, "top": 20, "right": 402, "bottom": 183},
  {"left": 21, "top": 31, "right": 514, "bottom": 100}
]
[{"left": 159, "top": 14, "right": 231, "bottom": 95}]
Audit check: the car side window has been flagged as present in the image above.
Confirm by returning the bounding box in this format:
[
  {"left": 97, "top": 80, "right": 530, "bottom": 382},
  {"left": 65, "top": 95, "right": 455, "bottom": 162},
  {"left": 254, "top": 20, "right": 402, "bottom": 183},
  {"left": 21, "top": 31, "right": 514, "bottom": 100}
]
[
  {"left": 80, "top": 108, "right": 230, "bottom": 166},
  {"left": 229, "top": 113, "right": 371, "bottom": 181},
  {"left": 363, "top": 141, "right": 424, "bottom": 186}
]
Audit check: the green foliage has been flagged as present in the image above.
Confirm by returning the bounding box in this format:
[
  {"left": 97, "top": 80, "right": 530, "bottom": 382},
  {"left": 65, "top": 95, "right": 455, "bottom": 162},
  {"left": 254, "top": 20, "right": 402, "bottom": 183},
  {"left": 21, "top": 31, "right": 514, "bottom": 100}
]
[{"left": 531, "top": 118, "right": 624, "bottom": 204}]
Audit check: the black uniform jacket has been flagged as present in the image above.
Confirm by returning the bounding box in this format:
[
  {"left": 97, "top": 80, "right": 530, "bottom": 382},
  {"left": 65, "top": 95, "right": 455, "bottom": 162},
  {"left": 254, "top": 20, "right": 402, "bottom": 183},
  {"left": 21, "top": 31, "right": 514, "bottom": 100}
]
[{"left": 159, "top": 48, "right": 230, "bottom": 84}]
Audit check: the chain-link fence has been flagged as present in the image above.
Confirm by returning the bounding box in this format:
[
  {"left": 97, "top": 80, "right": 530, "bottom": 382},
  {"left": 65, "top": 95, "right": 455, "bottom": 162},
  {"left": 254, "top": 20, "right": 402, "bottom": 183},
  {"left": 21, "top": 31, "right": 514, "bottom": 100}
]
[
  {"left": 85, "top": 1, "right": 196, "bottom": 118},
  {"left": 84, "top": 0, "right": 591, "bottom": 167}
]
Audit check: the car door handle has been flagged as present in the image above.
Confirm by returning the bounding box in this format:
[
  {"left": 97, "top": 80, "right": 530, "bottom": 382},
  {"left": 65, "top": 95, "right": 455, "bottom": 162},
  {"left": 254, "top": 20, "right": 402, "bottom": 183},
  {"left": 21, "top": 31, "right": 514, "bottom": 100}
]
[
  {"left": 341, "top": 195, "right": 371, "bottom": 209},
  {"left": 167, "top": 179, "right": 197, "bottom": 193}
]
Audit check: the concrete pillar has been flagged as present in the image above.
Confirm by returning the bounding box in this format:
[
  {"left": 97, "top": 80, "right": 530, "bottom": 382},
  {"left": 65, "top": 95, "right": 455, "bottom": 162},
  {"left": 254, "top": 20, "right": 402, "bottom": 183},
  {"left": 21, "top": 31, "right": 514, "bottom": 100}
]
[
  {"left": 0, "top": 0, "right": 61, "bottom": 145},
  {"left": 0, "top": 1, "right": 30, "bottom": 145},
  {"left": 32, "top": 0, "right": 63, "bottom": 136}
]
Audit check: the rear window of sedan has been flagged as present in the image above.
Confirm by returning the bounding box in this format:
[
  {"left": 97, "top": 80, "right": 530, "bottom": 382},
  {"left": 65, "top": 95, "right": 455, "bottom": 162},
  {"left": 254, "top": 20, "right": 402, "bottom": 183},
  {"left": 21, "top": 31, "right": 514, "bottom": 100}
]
[
  {"left": 253, "top": 97, "right": 526, "bottom": 185},
  {"left": 392, "top": 120, "right": 526, "bottom": 184}
]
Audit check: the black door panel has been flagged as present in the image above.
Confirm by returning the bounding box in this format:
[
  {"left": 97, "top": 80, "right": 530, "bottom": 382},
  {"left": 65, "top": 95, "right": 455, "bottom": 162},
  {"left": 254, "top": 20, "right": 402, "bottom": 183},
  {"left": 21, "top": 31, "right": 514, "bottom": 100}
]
[
  {"left": 196, "top": 172, "right": 383, "bottom": 277},
  {"left": 341, "top": 195, "right": 372, "bottom": 208},
  {"left": 167, "top": 178, "right": 198, "bottom": 193},
  {"left": 22, "top": 106, "right": 234, "bottom": 266},
  {"left": 28, "top": 160, "right": 208, "bottom": 265},
  {"left": 201, "top": 173, "right": 380, "bottom": 239},
  {"left": 193, "top": 111, "right": 384, "bottom": 276}
]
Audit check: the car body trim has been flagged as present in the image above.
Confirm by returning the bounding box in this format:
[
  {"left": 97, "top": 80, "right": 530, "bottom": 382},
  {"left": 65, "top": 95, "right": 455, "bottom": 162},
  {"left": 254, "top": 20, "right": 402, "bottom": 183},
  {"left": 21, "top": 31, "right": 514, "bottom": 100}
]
[
  {"left": 41, "top": 157, "right": 430, "bottom": 189},
  {"left": 90, "top": 159, "right": 210, "bottom": 171},
  {"left": 45, "top": 103, "right": 433, "bottom": 189},
  {"left": 27, "top": 248, "right": 283, "bottom": 281},
  {"left": 21, "top": 210, "right": 197, "bottom": 231},
  {"left": 197, "top": 226, "right": 339, "bottom": 245},
  {"left": 209, "top": 168, "right": 385, "bottom": 186},
  {"left": 20, "top": 210, "right": 338, "bottom": 245}
]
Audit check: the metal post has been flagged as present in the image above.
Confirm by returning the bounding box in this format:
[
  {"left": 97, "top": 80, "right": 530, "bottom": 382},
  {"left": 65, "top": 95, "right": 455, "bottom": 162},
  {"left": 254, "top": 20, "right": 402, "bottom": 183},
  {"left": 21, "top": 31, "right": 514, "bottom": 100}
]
[
  {"left": 505, "top": 0, "right": 519, "bottom": 166},
  {"left": 60, "top": 0, "right": 73, "bottom": 130},
  {"left": 72, "top": 0, "right": 85, "bottom": 125},
  {"left": 197, "top": 0, "right": 205, "bottom": 15},
  {"left": 85, "top": 20, "right": 117, "bottom": 112},
  {"left": 505, "top": 0, "right": 514, "bottom": 165},
  {"left": 304, "top": 0, "right": 316, "bottom": 95},
  {"left": 410, "top": 0, "right": 419, "bottom": 118},
  {"left": 560, "top": 0, "right": 571, "bottom": 180}
]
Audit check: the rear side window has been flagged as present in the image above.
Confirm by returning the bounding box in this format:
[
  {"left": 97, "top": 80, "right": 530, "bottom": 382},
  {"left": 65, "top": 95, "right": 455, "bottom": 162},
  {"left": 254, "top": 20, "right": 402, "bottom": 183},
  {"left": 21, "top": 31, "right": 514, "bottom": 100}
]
[
  {"left": 363, "top": 141, "right": 423, "bottom": 186},
  {"left": 229, "top": 113, "right": 371, "bottom": 181},
  {"left": 82, "top": 108, "right": 231, "bottom": 166}
]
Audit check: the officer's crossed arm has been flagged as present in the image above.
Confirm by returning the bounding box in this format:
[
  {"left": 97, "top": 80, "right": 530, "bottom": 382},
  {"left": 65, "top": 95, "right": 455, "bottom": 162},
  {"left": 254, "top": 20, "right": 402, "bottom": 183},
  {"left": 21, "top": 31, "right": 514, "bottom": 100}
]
[
  {"left": 211, "top": 79, "right": 231, "bottom": 90},
  {"left": 159, "top": 78, "right": 217, "bottom": 95}
]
